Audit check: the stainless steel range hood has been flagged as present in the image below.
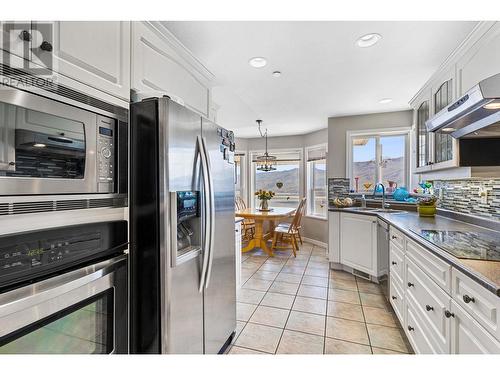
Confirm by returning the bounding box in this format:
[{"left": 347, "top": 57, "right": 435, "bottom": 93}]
[{"left": 426, "top": 73, "right": 500, "bottom": 138}]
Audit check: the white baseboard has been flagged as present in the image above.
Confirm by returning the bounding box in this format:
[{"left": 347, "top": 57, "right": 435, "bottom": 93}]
[{"left": 302, "top": 237, "right": 327, "bottom": 248}]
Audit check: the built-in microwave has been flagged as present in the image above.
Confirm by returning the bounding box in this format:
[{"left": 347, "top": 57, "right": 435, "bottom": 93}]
[{"left": 0, "top": 88, "right": 127, "bottom": 196}]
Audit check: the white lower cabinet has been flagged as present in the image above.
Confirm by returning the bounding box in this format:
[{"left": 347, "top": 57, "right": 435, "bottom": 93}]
[
  {"left": 339, "top": 213, "right": 377, "bottom": 276},
  {"left": 389, "top": 225, "right": 500, "bottom": 354},
  {"left": 450, "top": 300, "right": 500, "bottom": 354}
]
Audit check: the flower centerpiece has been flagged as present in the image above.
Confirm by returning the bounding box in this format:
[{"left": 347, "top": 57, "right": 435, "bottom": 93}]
[
  {"left": 417, "top": 196, "right": 438, "bottom": 217},
  {"left": 255, "top": 189, "right": 275, "bottom": 211}
]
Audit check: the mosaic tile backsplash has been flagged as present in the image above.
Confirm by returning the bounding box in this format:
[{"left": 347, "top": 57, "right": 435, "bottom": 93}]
[
  {"left": 328, "top": 178, "right": 350, "bottom": 202},
  {"left": 433, "top": 179, "right": 500, "bottom": 221}
]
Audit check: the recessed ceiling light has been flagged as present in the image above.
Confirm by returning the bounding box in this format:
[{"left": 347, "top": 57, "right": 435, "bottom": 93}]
[
  {"left": 272, "top": 71, "right": 281, "bottom": 77},
  {"left": 249, "top": 57, "right": 267, "bottom": 68},
  {"left": 379, "top": 98, "right": 392, "bottom": 104},
  {"left": 356, "top": 33, "right": 382, "bottom": 48},
  {"left": 483, "top": 102, "right": 500, "bottom": 110},
  {"left": 33, "top": 143, "right": 46, "bottom": 148}
]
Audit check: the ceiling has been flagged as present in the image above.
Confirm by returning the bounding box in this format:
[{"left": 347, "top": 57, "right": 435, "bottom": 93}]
[{"left": 163, "top": 21, "right": 477, "bottom": 138}]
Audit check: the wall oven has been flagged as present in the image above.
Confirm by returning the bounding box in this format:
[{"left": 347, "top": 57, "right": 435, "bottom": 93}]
[
  {"left": 0, "top": 88, "right": 127, "bottom": 196},
  {"left": 0, "top": 220, "right": 128, "bottom": 354}
]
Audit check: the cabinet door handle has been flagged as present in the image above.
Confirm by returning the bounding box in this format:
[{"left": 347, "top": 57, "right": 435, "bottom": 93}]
[
  {"left": 407, "top": 325, "right": 415, "bottom": 332},
  {"left": 391, "top": 296, "right": 397, "bottom": 300},
  {"left": 391, "top": 261, "right": 397, "bottom": 265},
  {"left": 19, "top": 30, "right": 32, "bottom": 42},
  {"left": 463, "top": 294, "right": 475, "bottom": 304},
  {"left": 391, "top": 235, "right": 397, "bottom": 239},
  {"left": 444, "top": 310, "right": 455, "bottom": 318},
  {"left": 425, "top": 305, "right": 434, "bottom": 311},
  {"left": 40, "top": 41, "right": 53, "bottom": 52},
  {"left": 407, "top": 282, "right": 414, "bottom": 287}
]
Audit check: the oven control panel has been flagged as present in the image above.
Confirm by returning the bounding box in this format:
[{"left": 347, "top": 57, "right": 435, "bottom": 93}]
[
  {"left": 0, "top": 221, "right": 127, "bottom": 290},
  {"left": 97, "top": 116, "right": 116, "bottom": 193}
]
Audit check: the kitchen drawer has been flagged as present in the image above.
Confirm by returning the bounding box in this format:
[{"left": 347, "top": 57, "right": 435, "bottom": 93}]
[
  {"left": 405, "top": 297, "right": 440, "bottom": 354},
  {"left": 389, "top": 242, "right": 405, "bottom": 286},
  {"left": 389, "top": 274, "right": 405, "bottom": 324},
  {"left": 450, "top": 300, "right": 500, "bottom": 354},
  {"left": 406, "top": 239, "right": 451, "bottom": 293},
  {"left": 452, "top": 268, "right": 500, "bottom": 341},
  {"left": 405, "top": 257, "right": 451, "bottom": 353},
  {"left": 389, "top": 226, "right": 405, "bottom": 250}
]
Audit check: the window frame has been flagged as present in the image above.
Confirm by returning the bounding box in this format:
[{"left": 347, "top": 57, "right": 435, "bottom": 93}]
[
  {"left": 346, "top": 127, "right": 411, "bottom": 193},
  {"left": 249, "top": 147, "right": 303, "bottom": 210},
  {"left": 234, "top": 151, "right": 247, "bottom": 205},
  {"left": 305, "top": 143, "right": 328, "bottom": 219}
]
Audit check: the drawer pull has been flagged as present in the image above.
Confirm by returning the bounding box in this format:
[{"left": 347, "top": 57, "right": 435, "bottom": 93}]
[
  {"left": 463, "top": 294, "right": 475, "bottom": 304},
  {"left": 391, "top": 296, "right": 397, "bottom": 300},
  {"left": 425, "top": 305, "right": 434, "bottom": 311},
  {"left": 407, "top": 282, "right": 414, "bottom": 287},
  {"left": 444, "top": 310, "right": 455, "bottom": 318},
  {"left": 407, "top": 325, "right": 415, "bottom": 331},
  {"left": 391, "top": 261, "right": 397, "bottom": 265},
  {"left": 391, "top": 235, "right": 397, "bottom": 239}
]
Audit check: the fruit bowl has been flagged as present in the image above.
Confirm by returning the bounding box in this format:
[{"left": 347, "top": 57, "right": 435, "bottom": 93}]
[{"left": 332, "top": 197, "right": 354, "bottom": 208}]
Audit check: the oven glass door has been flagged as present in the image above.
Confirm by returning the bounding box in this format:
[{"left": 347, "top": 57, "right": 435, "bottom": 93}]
[{"left": 0, "top": 290, "right": 113, "bottom": 354}]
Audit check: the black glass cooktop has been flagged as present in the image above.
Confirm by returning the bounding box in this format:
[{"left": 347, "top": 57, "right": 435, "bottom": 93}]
[{"left": 411, "top": 229, "right": 500, "bottom": 262}]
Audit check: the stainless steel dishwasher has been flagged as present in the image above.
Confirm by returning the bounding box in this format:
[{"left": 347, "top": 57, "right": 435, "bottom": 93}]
[{"left": 377, "top": 218, "right": 390, "bottom": 301}]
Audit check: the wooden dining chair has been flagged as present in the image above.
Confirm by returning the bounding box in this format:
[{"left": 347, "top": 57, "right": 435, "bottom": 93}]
[
  {"left": 277, "top": 197, "right": 306, "bottom": 245},
  {"left": 271, "top": 198, "right": 307, "bottom": 257},
  {"left": 235, "top": 196, "right": 255, "bottom": 241}
]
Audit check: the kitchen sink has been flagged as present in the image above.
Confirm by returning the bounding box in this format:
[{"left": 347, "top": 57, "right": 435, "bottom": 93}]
[
  {"left": 344, "top": 207, "right": 378, "bottom": 212},
  {"left": 344, "top": 207, "right": 407, "bottom": 214}
]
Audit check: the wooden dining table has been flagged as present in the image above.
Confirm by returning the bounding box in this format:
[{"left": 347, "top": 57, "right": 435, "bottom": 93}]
[{"left": 235, "top": 207, "right": 295, "bottom": 256}]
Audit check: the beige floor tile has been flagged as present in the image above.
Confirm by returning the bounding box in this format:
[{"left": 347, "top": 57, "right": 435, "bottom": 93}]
[
  {"left": 253, "top": 270, "right": 279, "bottom": 281},
  {"left": 327, "top": 301, "right": 364, "bottom": 322},
  {"left": 242, "top": 278, "right": 273, "bottom": 292},
  {"left": 292, "top": 296, "right": 327, "bottom": 315},
  {"left": 307, "top": 261, "right": 329, "bottom": 270},
  {"left": 249, "top": 305, "right": 290, "bottom": 328},
  {"left": 235, "top": 323, "right": 283, "bottom": 354},
  {"left": 367, "top": 324, "right": 410, "bottom": 353},
  {"left": 281, "top": 265, "right": 306, "bottom": 275},
  {"left": 329, "top": 278, "right": 358, "bottom": 292},
  {"left": 229, "top": 345, "right": 268, "bottom": 354},
  {"left": 286, "top": 258, "right": 308, "bottom": 267},
  {"left": 265, "top": 258, "right": 287, "bottom": 265},
  {"left": 304, "top": 267, "right": 329, "bottom": 277},
  {"left": 301, "top": 275, "right": 329, "bottom": 287},
  {"left": 276, "top": 330, "right": 325, "bottom": 354},
  {"left": 241, "top": 262, "right": 260, "bottom": 271},
  {"left": 235, "top": 321, "right": 246, "bottom": 340},
  {"left": 330, "top": 270, "right": 355, "bottom": 281},
  {"left": 275, "top": 272, "right": 303, "bottom": 284},
  {"left": 325, "top": 317, "right": 369, "bottom": 345},
  {"left": 328, "top": 288, "right": 361, "bottom": 304},
  {"left": 237, "top": 289, "right": 266, "bottom": 305},
  {"left": 359, "top": 292, "right": 388, "bottom": 309},
  {"left": 372, "top": 347, "right": 408, "bottom": 354},
  {"left": 285, "top": 310, "right": 326, "bottom": 336},
  {"left": 363, "top": 306, "right": 398, "bottom": 327},
  {"left": 237, "top": 302, "right": 258, "bottom": 321},
  {"left": 298, "top": 284, "right": 328, "bottom": 300},
  {"left": 324, "top": 338, "right": 372, "bottom": 354},
  {"left": 269, "top": 281, "right": 300, "bottom": 295},
  {"left": 357, "top": 282, "right": 384, "bottom": 295},
  {"left": 261, "top": 292, "right": 295, "bottom": 309},
  {"left": 259, "top": 263, "right": 284, "bottom": 272}
]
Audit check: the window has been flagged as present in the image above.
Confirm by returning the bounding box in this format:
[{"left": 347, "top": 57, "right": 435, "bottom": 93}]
[
  {"left": 234, "top": 153, "right": 245, "bottom": 202},
  {"left": 306, "top": 145, "right": 327, "bottom": 218},
  {"left": 251, "top": 150, "right": 301, "bottom": 209},
  {"left": 348, "top": 130, "right": 410, "bottom": 194}
]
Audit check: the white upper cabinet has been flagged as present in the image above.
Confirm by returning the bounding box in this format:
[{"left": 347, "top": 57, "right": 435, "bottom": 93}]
[
  {"left": 131, "top": 22, "right": 214, "bottom": 117},
  {"left": 47, "top": 21, "right": 131, "bottom": 101},
  {"left": 457, "top": 22, "right": 500, "bottom": 95}
]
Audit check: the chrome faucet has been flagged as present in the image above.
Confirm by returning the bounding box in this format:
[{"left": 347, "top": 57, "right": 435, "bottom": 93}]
[{"left": 373, "top": 183, "right": 388, "bottom": 209}]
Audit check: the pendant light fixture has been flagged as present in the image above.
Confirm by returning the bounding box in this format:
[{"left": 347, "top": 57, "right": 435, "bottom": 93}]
[{"left": 255, "top": 120, "right": 277, "bottom": 172}]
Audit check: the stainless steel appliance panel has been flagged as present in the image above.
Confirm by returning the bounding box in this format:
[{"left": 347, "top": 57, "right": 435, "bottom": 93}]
[
  {"left": 158, "top": 99, "right": 204, "bottom": 354},
  {"left": 201, "top": 119, "right": 236, "bottom": 354}
]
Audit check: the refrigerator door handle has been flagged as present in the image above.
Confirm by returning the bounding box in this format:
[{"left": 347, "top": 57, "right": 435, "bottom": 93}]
[
  {"left": 197, "top": 135, "right": 211, "bottom": 292},
  {"left": 201, "top": 136, "right": 216, "bottom": 289}
]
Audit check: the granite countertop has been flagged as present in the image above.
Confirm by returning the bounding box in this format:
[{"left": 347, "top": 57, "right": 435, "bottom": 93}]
[{"left": 329, "top": 206, "right": 500, "bottom": 296}]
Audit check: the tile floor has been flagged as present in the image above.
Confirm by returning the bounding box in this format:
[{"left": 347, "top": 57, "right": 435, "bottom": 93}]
[{"left": 230, "top": 242, "right": 413, "bottom": 355}]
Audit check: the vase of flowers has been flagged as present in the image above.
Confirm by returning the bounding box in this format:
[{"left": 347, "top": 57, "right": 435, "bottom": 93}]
[{"left": 255, "top": 189, "right": 275, "bottom": 211}]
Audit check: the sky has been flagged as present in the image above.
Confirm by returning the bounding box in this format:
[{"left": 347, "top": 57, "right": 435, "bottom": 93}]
[{"left": 353, "top": 135, "right": 405, "bottom": 162}]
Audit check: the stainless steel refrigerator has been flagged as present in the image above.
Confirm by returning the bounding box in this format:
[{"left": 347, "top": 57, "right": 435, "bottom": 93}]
[{"left": 129, "top": 97, "right": 236, "bottom": 354}]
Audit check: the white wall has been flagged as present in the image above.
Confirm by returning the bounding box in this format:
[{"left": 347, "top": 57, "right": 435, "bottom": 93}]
[{"left": 235, "top": 128, "right": 328, "bottom": 245}]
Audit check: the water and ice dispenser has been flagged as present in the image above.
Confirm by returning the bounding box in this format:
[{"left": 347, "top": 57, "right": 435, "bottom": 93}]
[{"left": 171, "top": 191, "right": 201, "bottom": 266}]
